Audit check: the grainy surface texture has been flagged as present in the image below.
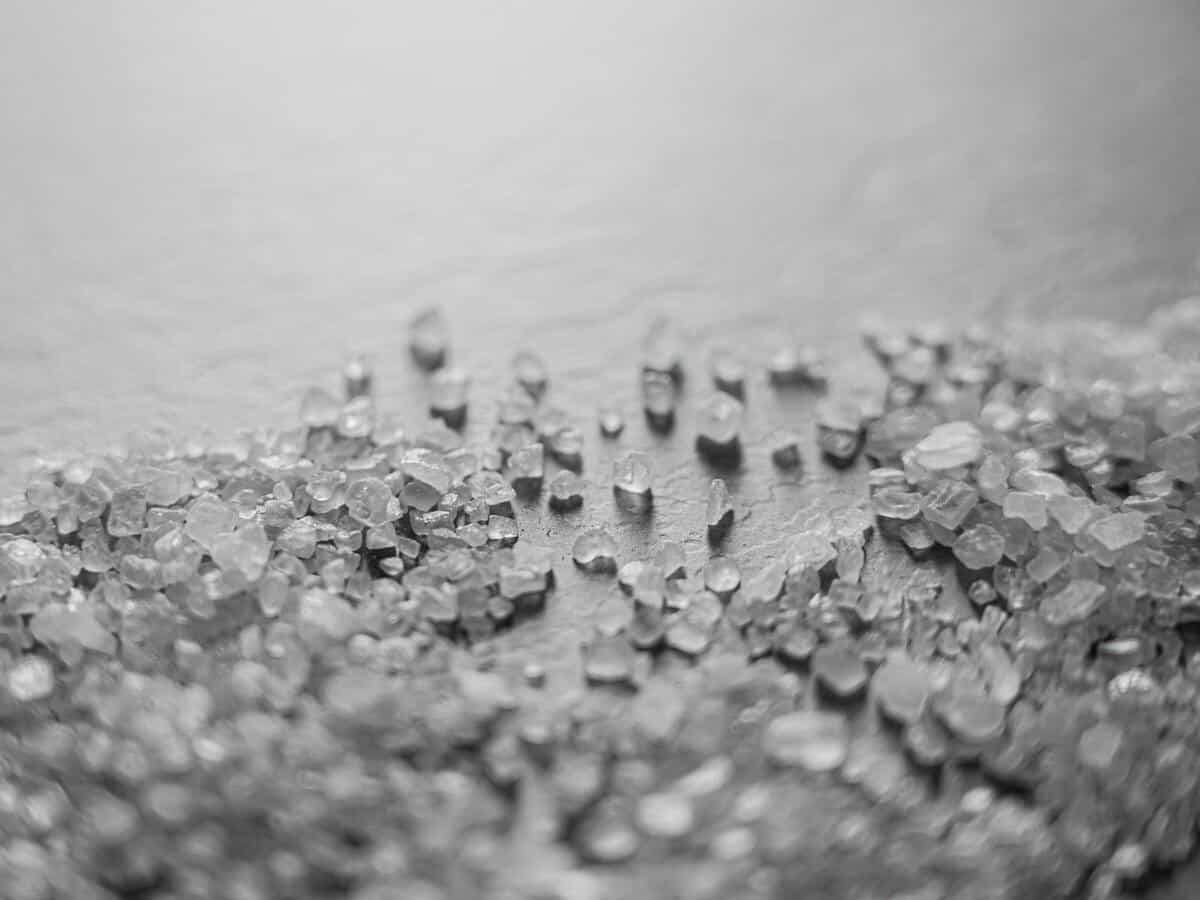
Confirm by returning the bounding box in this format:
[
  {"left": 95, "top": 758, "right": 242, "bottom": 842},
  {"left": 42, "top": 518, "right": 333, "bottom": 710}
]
[{"left": 3, "top": 1, "right": 1200, "bottom": 896}]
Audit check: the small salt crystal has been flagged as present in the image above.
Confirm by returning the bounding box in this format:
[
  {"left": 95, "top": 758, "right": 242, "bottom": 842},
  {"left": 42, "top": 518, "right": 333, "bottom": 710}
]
[
  {"left": 1002, "top": 491, "right": 1048, "bottom": 531},
  {"left": 299, "top": 386, "right": 340, "bottom": 428},
  {"left": 696, "top": 393, "right": 744, "bottom": 459},
  {"left": 1041, "top": 579, "right": 1105, "bottom": 626},
  {"left": 612, "top": 452, "right": 653, "bottom": 497},
  {"left": 703, "top": 557, "right": 740, "bottom": 597},
  {"left": 7, "top": 655, "right": 55, "bottom": 701},
  {"left": 430, "top": 368, "right": 470, "bottom": 428},
  {"left": 763, "top": 710, "right": 848, "bottom": 771},
  {"left": 409, "top": 307, "right": 449, "bottom": 370},
  {"left": 548, "top": 471, "right": 585, "bottom": 511},
  {"left": 770, "top": 432, "right": 803, "bottom": 469},
  {"left": 812, "top": 643, "right": 868, "bottom": 700},
  {"left": 342, "top": 355, "right": 373, "bottom": 399},
  {"left": 344, "top": 477, "right": 395, "bottom": 527},
  {"left": 816, "top": 398, "right": 865, "bottom": 468},
  {"left": 920, "top": 479, "right": 978, "bottom": 530},
  {"left": 598, "top": 406, "right": 625, "bottom": 438},
  {"left": 512, "top": 350, "right": 548, "bottom": 398},
  {"left": 1086, "top": 512, "right": 1146, "bottom": 551},
  {"left": 706, "top": 478, "right": 734, "bottom": 538},
  {"left": 873, "top": 656, "right": 930, "bottom": 725},
  {"left": 572, "top": 527, "right": 618, "bottom": 573},
  {"left": 952, "top": 524, "right": 1005, "bottom": 570},
  {"left": 642, "top": 372, "right": 676, "bottom": 431},
  {"left": 710, "top": 349, "right": 746, "bottom": 397},
  {"left": 508, "top": 443, "right": 545, "bottom": 494},
  {"left": 912, "top": 421, "right": 983, "bottom": 470}
]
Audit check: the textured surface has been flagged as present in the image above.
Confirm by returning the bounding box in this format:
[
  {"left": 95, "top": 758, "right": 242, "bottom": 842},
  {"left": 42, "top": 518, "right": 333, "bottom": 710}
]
[{"left": 3, "top": 1, "right": 1200, "bottom": 895}]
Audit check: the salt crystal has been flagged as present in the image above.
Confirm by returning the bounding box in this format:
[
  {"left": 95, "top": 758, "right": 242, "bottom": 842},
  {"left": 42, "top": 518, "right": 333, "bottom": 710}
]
[
  {"left": 710, "top": 349, "right": 746, "bottom": 397},
  {"left": 1149, "top": 434, "right": 1200, "bottom": 482},
  {"left": 873, "top": 656, "right": 930, "bottom": 725},
  {"left": 636, "top": 792, "right": 695, "bottom": 839},
  {"left": 2, "top": 538, "right": 45, "bottom": 581},
  {"left": 706, "top": 478, "right": 734, "bottom": 538},
  {"left": 583, "top": 631, "right": 636, "bottom": 684},
  {"left": 812, "top": 643, "right": 868, "bottom": 699},
  {"left": 409, "top": 307, "right": 449, "bottom": 370},
  {"left": 952, "top": 524, "right": 1005, "bottom": 570},
  {"left": 276, "top": 519, "right": 318, "bottom": 559},
  {"left": 1002, "top": 491, "right": 1048, "bottom": 531},
  {"left": 342, "top": 355, "right": 373, "bottom": 399},
  {"left": 548, "top": 471, "right": 585, "bottom": 511},
  {"left": 770, "top": 433, "right": 802, "bottom": 469},
  {"left": 655, "top": 542, "right": 686, "bottom": 579},
  {"left": 1086, "top": 512, "right": 1146, "bottom": 551},
  {"left": 572, "top": 527, "right": 618, "bottom": 573},
  {"left": 1107, "top": 415, "right": 1147, "bottom": 461},
  {"left": 598, "top": 406, "right": 625, "bottom": 438},
  {"left": 512, "top": 350, "right": 548, "bottom": 398},
  {"left": 344, "top": 477, "right": 395, "bottom": 527},
  {"left": 7, "top": 655, "right": 55, "bottom": 701},
  {"left": 1040, "top": 579, "right": 1105, "bottom": 626},
  {"left": 508, "top": 443, "right": 545, "bottom": 493},
  {"left": 183, "top": 494, "right": 236, "bottom": 550},
  {"left": 703, "top": 557, "right": 741, "bottom": 597},
  {"left": 920, "top": 479, "right": 978, "bottom": 530},
  {"left": 642, "top": 372, "right": 676, "bottom": 431},
  {"left": 1047, "top": 494, "right": 1094, "bottom": 534},
  {"left": 763, "top": 710, "right": 848, "bottom": 771},
  {"left": 211, "top": 522, "right": 270, "bottom": 581},
  {"left": 933, "top": 687, "right": 1007, "bottom": 743},
  {"left": 641, "top": 317, "right": 685, "bottom": 378},
  {"left": 336, "top": 396, "right": 375, "bottom": 438},
  {"left": 816, "top": 398, "right": 865, "bottom": 467},
  {"left": 873, "top": 485, "right": 921, "bottom": 520},
  {"left": 767, "top": 344, "right": 827, "bottom": 387},
  {"left": 912, "top": 421, "right": 983, "bottom": 470},
  {"left": 612, "top": 452, "right": 653, "bottom": 497},
  {"left": 696, "top": 393, "right": 744, "bottom": 457},
  {"left": 430, "top": 368, "right": 470, "bottom": 428}
]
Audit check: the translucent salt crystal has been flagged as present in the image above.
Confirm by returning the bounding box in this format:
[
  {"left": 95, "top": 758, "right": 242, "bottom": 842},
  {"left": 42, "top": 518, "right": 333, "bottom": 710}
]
[
  {"left": 409, "top": 307, "right": 449, "bottom": 370},
  {"left": 952, "top": 524, "right": 1005, "bottom": 569},
  {"left": 1087, "top": 512, "right": 1146, "bottom": 552},
  {"left": 0, "top": 495, "right": 31, "bottom": 527},
  {"left": 428, "top": 367, "right": 470, "bottom": 428},
  {"left": 1149, "top": 434, "right": 1200, "bottom": 482},
  {"left": 933, "top": 688, "right": 1007, "bottom": 743},
  {"left": 342, "top": 355, "right": 373, "bottom": 399},
  {"left": 1077, "top": 720, "right": 1123, "bottom": 772},
  {"left": 499, "top": 565, "right": 547, "bottom": 600},
  {"left": 815, "top": 399, "right": 865, "bottom": 467},
  {"left": 183, "top": 494, "right": 236, "bottom": 550},
  {"left": 299, "top": 386, "right": 340, "bottom": 428},
  {"left": 1047, "top": 494, "right": 1093, "bottom": 534},
  {"left": 612, "top": 452, "right": 653, "bottom": 497},
  {"left": 835, "top": 538, "right": 865, "bottom": 583},
  {"left": 2, "top": 538, "right": 46, "bottom": 581},
  {"left": 767, "top": 343, "right": 827, "bottom": 386},
  {"left": 891, "top": 345, "right": 938, "bottom": 386},
  {"left": 572, "top": 527, "right": 617, "bottom": 573},
  {"left": 1002, "top": 491, "right": 1048, "bottom": 531},
  {"left": 641, "top": 316, "right": 685, "bottom": 378},
  {"left": 641, "top": 372, "right": 676, "bottom": 430},
  {"left": 1041, "top": 579, "right": 1105, "bottom": 626},
  {"left": 211, "top": 522, "right": 270, "bottom": 581},
  {"left": 598, "top": 406, "right": 625, "bottom": 438},
  {"left": 665, "top": 608, "right": 715, "bottom": 657},
  {"left": 912, "top": 421, "right": 983, "bottom": 470},
  {"left": 276, "top": 518, "right": 317, "bottom": 559},
  {"left": 920, "top": 479, "right": 978, "bottom": 530},
  {"left": 763, "top": 710, "right": 848, "bottom": 771},
  {"left": 548, "top": 471, "right": 585, "bottom": 511},
  {"left": 696, "top": 393, "right": 744, "bottom": 452},
  {"left": 899, "top": 520, "right": 935, "bottom": 556},
  {"left": 706, "top": 478, "right": 733, "bottom": 536},
  {"left": 710, "top": 348, "right": 746, "bottom": 397},
  {"left": 636, "top": 792, "right": 695, "bottom": 839},
  {"left": 1008, "top": 468, "right": 1067, "bottom": 497},
  {"left": 30, "top": 601, "right": 115, "bottom": 655},
  {"left": 812, "top": 644, "right": 868, "bottom": 699},
  {"left": 402, "top": 450, "right": 453, "bottom": 494},
  {"left": 257, "top": 570, "right": 290, "bottom": 617},
  {"left": 337, "top": 396, "right": 375, "bottom": 438},
  {"left": 967, "top": 579, "right": 997, "bottom": 607},
  {"left": 1025, "top": 546, "right": 1067, "bottom": 583},
  {"left": 344, "top": 477, "right": 395, "bottom": 527},
  {"left": 583, "top": 631, "right": 636, "bottom": 684},
  {"left": 547, "top": 425, "right": 584, "bottom": 469},
  {"left": 703, "top": 557, "right": 740, "bottom": 596},
  {"left": 1157, "top": 393, "right": 1200, "bottom": 435},
  {"left": 978, "top": 641, "right": 1021, "bottom": 704},
  {"left": 508, "top": 443, "right": 545, "bottom": 491},
  {"left": 770, "top": 433, "right": 802, "bottom": 469},
  {"left": 873, "top": 656, "right": 930, "bottom": 725},
  {"left": 6, "top": 655, "right": 55, "bottom": 701},
  {"left": 872, "top": 485, "right": 921, "bottom": 520},
  {"left": 512, "top": 350, "right": 548, "bottom": 398}
]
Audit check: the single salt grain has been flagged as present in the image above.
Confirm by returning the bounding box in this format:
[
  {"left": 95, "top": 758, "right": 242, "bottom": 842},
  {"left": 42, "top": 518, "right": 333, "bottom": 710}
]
[
  {"left": 696, "top": 393, "right": 744, "bottom": 457},
  {"left": 1048, "top": 494, "right": 1094, "bottom": 534},
  {"left": 952, "top": 524, "right": 1005, "bottom": 570},
  {"left": 548, "top": 471, "right": 585, "bottom": 511},
  {"left": 703, "top": 557, "right": 741, "bottom": 597},
  {"left": 933, "top": 688, "right": 1007, "bottom": 743},
  {"left": 598, "top": 406, "right": 625, "bottom": 438},
  {"left": 710, "top": 349, "right": 746, "bottom": 397},
  {"left": 508, "top": 443, "right": 545, "bottom": 494},
  {"left": 636, "top": 792, "right": 695, "bottom": 839},
  {"left": 344, "top": 477, "right": 395, "bottom": 527},
  {"left": 873, "top": 485, "right": 921, "bottom": 520},
  {"left": 873, "top": 656, "right": 930, "bottom": 725},
  {"left": 764, "top": 710, "right": 848, "bottom": 771},
  {"left": 642, "top": 372, "right": 676, "bottom": 431},
  {"left": 816, "top": 399, "right": 865, "bottom": 468},
  {"left": 912, "top": 421, "right": 983, "bottom": 470},
  {"left": 1041, "top": 579, "right": 1105, "bottom": 626},
  {"left": 342, "top": 355, "right": 373, "bottom": 399},
  {"left": 767, "top": 344, "right": 827, "bottom": 386},
  {"left": 430, "top": 368, "right": 470, "bottom": 428},
  {"left": 409, "top": 307, "right": 449, "bottom": 370},
  {"left": 183, "top": 494, "right": 236, "bottom": 550},
  {"left": 336, "top": 396, "right": 375, "bottom": 438},
  {"left": 642, "top": 317, "right": 685, "bottom": 378},
  {"left": 7, "top": 655, "right": 55, "bottom": 701},
  {"left": 613, "top": 452, "right": 653, "bottom": 497},
  {"left": 573, "top": 527, "right": 618, "bottom": 573},
  {"left": 770, "top": 433, "right": 803, "bottom": 469},
  {"left": 1086, "top": 512, "right": 1146, "bottom": 551},
  {"left": 1002, "top": 491, "right": 1048, "bottom": 531},
  {"left": 655, "top": 542, "right": 686, "bottom": 579},
  {"left": 512, "top": 350, "right": 548, "bottom": 398},
  {"left": 812, "top": 644, "right": 868, "bottom": 700},
  {"left": 706, "top": 478, "right": 734, "bottom": 538},
  {"left": 583, "top": 631, "right": 636, "bottom": 684},
  {"left": 920, "top": 479, "right": 978, "bottom": 530}
]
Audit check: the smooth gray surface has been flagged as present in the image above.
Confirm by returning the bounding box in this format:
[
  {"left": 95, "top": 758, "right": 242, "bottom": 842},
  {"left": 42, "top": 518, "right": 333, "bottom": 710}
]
[{"left": 3, "top": 2, "right": 1200, "bottom": 894}]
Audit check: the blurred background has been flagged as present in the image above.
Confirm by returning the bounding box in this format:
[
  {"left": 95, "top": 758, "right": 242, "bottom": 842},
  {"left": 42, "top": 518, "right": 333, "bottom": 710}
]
[{"left": 2, "top": 0, "right": 1200, "bottom": 477}]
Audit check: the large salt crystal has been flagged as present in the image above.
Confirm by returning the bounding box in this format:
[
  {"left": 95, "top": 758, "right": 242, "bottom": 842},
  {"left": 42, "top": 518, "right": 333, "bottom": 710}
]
[
  {"left": 763, "top": 710, "right": 848, "bottom": 772},
  {"left": 344, "top": 477, "right": 396, "bottom": 528},
  {"left": 1086, "top": 512, "right": 1146, "bottom": 552},
  {"left": 912, "top": 421, "right": 983, "bottom": 470},
  {"left": 211, "top": 522, "right": 271, "bottom": 581},
  {"left": 1041, "top": 579, "right": 1105, "bottom": 627},
  {"left": 183, "top": 494, "right": 237, "bottom": 550}
]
